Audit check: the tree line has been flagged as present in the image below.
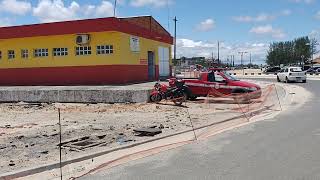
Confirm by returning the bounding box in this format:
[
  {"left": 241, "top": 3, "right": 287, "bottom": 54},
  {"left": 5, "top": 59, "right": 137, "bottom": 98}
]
[{"left": 266, "top": 36, "right": 317, "bottom": 66}]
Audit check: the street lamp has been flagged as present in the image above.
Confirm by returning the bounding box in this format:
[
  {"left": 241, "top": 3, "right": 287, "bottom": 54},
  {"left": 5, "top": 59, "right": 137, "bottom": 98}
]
[{"left": 301, "top": 55, "right": 305, "bottom": 69}]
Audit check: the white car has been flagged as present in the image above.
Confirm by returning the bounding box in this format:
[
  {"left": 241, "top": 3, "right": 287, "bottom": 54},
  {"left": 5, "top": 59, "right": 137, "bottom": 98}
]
[{"left": 277, "top": 67, "right": 307, "bottom": 83}]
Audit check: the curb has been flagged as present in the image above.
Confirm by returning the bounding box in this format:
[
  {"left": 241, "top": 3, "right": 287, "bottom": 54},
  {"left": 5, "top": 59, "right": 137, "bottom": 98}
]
[{"left": 0, "top": 84, "right": 286, "bottom": 179}]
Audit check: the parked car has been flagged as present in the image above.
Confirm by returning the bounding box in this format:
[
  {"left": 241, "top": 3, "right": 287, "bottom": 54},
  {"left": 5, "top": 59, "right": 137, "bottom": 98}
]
[
  {"left": 277, "top": 67, "right": 307, "bottom": 83},
  {"left": 263, "top": 66, "right": 281, "bottom": 74},
  {"left": 175, "top": 68, "right": 262, "bottom": 100},
  {"left": 306, "top": 67, "right": 320, "bottom": 73}
]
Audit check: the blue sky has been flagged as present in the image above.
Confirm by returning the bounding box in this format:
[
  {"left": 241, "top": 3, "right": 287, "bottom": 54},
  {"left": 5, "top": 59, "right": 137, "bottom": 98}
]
[{"left": 0, "top": 0, "right": 320, "bottom": 64}]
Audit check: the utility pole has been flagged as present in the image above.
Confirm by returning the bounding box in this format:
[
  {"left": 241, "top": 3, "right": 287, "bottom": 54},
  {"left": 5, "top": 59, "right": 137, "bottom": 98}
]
[
  {"left": 173, "top": 16, "right": 178, "bottom": 67},
  {"left": 113, "top": 0, "right": 117, "bottom": 17},
  {"left": 217, "top": 41, "right": 220, "bottom": 66},
  {"left": 211, "top": 52, "right": 214, "bottom": 67},
  {"left": 233, "top": 55, "right": 235, "bottom": 67},
  {"left": 238, "top": 51, "right": 248, "bottom": 75},
  {"left": 232, "top": 55, "right": 234, "bottom": 67},
  {"left": 249, "top": 53, "right": 252, "bottom": 68}
]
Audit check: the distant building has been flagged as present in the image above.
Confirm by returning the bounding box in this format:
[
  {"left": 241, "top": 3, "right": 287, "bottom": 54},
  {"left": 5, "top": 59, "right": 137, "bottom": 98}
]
[
  {"left": 177, "top": 57, "right": 206, "bottom": 67},
  {"left": 313, "top": 57, "right": 320, "bottom": 65}
]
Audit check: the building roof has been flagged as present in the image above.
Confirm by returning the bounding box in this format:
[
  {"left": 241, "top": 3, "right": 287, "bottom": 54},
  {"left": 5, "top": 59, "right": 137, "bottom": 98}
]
[
  {"left": 313, "top": 57, "right": 320, "bottom": 64},
  {"left": 0, "top": 16, "right": 173, "bottom": 44}
]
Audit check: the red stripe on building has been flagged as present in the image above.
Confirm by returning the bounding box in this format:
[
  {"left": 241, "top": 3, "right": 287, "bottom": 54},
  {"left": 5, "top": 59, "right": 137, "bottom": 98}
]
[
  {"left": 0, "top": 65, "right": 157, "bottom": 86},
  {"left": 139, "top": 59, "right": 148, "bottom": 65}
]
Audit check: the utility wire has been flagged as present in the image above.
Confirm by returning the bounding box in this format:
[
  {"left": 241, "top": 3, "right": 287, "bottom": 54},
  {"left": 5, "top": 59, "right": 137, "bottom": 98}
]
[{"left": 185, "top": 102, "right": 197, "bottom": 141}]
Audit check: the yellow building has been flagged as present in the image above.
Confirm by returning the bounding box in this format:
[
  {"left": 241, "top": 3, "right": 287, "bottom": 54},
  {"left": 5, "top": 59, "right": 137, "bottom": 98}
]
[{"left": 0, "top": 16, "right": 173, "bottom": 85}]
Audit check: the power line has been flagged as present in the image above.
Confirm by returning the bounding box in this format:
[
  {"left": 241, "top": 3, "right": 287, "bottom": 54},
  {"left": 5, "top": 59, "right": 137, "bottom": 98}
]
[{"left": 217, "top": 41, "right": 220, "bottom": 65}]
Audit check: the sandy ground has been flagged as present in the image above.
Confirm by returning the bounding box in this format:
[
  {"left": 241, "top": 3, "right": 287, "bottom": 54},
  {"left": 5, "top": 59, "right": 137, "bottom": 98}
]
[{"left": 0, "top": 81, "right": 279, "bottom": 175}]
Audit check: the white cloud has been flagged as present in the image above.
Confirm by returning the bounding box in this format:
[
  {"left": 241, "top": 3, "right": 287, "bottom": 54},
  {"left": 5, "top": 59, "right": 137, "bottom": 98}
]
[
  {"left": 233, "top": 10, "right": 292, "bottom": 23},
  {"left": 195, "top": 19, "right": 215, "bottom": 32},
  {"left": 290, "top": 0, "right": 315, "bottom": 4},
  {"left": 252, "top": 43, "right": 266, "bottom": 47},
  {"left": 117, "top": 0, "right": 126, "bottom": 5},
  {"left": 177, "top": 39, "right": 216, "bottom": 48},
  {"left": 33, "top": 0, "right": 115, "bottom": 23},
  {"left": 93, "top": 1, "right": 114, "bottom": 17},
  {"left": 130, "top": 0, "right": 171, "bottom": 7},
  {"left": 33, "top": 0, "right": 80, "bottom": 22},
  {"left": 176, "top": 38, "right": 269, "bottom": 64},
  {"left": 0, "top": 0, "right": 32, "bottom": 15},
  {"left": 233, "top": 13, "right": 276, "bottom": 23},
  {"left": 250, "top": 25, "right": 286, "bottom": 39},
  {"left": 281, "top": 9, "right": 292, "bottom": 16},
  {"left": 315, "top": 11, "right": 320, "bottom": 20},
  {"left": 310, "top": 29, "right": 320, "bottom": 37},
  {"left": 83, "top": 5, "right": 96, "bottom": 17},
  {"left": 0, "top": 17, "right": 12, "bottom": 27},
  {"left": 309, "top": 30, "right": 320, "bottom": 58}
]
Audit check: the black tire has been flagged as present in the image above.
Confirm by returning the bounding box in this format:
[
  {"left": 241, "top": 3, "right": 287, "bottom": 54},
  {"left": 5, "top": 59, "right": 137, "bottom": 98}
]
[
  {"left": 285, "top": 77, "right": 290, "bottom": 83},
  {"left": 173, "top": 92, "right": 187, "bottom": 106},
  {"left": 188, "top": 95, "right": 198, "bottom": 101},
  {"left": 184, "top": 87, "right": 197, "bottom": 101},
  {"left": 277, "top": 76, "right": 280, "bottom": 82},
  {"left": 150, "top": 94, "right": 162, "bottom": 103},
  {"left": 302, "top": 80, "right": 307, "bottom": 83}
]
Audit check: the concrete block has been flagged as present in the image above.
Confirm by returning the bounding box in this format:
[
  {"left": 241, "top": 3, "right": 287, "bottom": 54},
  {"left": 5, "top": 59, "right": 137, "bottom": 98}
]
[
  {"left": 0, "top": 84, "right": 153, "bottom": 104},
  {"left": 57, "top": 90, "right": 75, "bottom": 103},
  {"left": 0, "top": 90, "right": 12, "bottom": 102}
]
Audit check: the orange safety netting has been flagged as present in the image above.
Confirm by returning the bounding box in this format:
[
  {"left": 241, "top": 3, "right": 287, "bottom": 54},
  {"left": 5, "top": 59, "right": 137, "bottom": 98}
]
[{"left": 203, "top": 84, "right": 282, "bottom": 121}]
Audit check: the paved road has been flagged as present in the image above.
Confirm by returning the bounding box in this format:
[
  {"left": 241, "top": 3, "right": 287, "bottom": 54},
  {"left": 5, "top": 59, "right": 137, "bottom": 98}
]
[{"left": 81, "top": 80, "right": 320, "bottom": 180}]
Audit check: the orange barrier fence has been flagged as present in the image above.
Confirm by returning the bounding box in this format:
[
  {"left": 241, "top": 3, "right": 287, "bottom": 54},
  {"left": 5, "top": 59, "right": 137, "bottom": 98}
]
[{"left": 203, "top": 84, "right": 282, "bottom": 121}]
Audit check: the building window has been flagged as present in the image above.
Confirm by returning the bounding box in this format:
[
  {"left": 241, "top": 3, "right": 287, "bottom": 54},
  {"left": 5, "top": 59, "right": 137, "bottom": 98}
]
[
  {"left": 21, "top": 49, "right": 28, "bottom": 59},
  {"left": 53, "top": 48, "right": 68, "bottom": 56},
  {"left": 76, "top": 46, "right": 91, "bottom": 56},
  {"left": 34, "top": 48, "right": 49, "bottom": 57},
  {"left": 8, "top": 50, "right": 15, "bottom": 59},
  {"left": 97, "top": 45, "right": 114, "bottom": 55}
]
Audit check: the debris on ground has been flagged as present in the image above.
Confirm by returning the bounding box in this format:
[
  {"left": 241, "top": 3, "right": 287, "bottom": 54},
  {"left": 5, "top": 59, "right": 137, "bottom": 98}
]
[{"left": 133, "top": 127, "right": 162, "bottom": 137}]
